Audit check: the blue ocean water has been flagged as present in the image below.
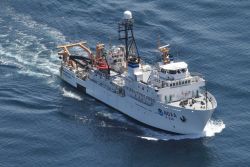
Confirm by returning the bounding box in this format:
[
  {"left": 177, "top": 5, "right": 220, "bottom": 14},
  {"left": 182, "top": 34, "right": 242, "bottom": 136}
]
[{"left": 0, "top": 0, "right": 249, "bottom": 166}]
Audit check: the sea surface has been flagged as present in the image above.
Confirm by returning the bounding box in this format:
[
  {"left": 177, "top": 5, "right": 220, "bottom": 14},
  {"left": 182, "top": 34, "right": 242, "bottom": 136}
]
[{"left": 0, "top": 0, "right": 249, "bottom": 166}]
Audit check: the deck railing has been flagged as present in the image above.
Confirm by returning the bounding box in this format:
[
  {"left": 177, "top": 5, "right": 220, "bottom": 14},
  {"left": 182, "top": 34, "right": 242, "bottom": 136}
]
[{"left": 206, "top": 91, "right": 217, "bottom": 109}]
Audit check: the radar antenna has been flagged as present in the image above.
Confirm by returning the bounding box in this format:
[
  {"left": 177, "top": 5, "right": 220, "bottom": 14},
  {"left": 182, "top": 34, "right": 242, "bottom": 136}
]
[{"left": 158, "top": 44, "right": 170, "bottom": 64}]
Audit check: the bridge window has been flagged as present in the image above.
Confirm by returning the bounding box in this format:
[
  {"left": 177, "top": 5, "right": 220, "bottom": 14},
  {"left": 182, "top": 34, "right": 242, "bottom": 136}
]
[
  {"left": 181, "top": 68, "right": 187, "bottom": 73},
  {"left": 161, "top": 68, "right": 166, "bottom": 74},
  {"left": 169, "top": 70, "right": 176, "bottom": 74}
]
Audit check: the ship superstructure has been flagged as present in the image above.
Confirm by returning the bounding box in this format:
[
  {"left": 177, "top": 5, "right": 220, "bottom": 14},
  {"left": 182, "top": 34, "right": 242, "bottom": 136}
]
[{"left": 57, "top": 11, "right": 217, "bottom": 134}]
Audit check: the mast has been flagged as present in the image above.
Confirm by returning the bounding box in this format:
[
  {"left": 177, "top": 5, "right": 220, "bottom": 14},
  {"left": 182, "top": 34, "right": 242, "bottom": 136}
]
[{"left": 118, "top": 11, "right": 139, "bottom": 60}]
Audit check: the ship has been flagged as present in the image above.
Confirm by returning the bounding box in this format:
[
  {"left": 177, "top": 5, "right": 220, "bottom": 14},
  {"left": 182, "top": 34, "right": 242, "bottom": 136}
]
[{"left": 57, "top": 11, "right": 217, "bottom": 134}]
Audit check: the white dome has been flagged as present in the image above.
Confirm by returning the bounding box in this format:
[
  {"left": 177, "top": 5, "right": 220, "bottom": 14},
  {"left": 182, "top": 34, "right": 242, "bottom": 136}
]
[{"left": 124, "top": 11, "right": 132, "bottom": 20}]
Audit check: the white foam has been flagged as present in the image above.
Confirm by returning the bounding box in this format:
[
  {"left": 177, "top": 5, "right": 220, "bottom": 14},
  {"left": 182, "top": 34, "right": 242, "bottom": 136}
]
[
  {"left": 0, "top": 7, "right": 64, "bottom": 81},
  {"left": 0, "top": 34, "right": 8, "bottom": 38},
  {"left": 18, "top": 70, "right": 51, "bottom": 78},
  {"left": 140, "top": 136, "right": 159, "bottom": 141},
  {"left": 137, "top": 119, "right": 225, "bottom": 141},
  {"left": 74, "top": 114, "right": 91, "bottom": 124},
  {"left": 95, "top": 110, "right": 130, "bottom": 124},
  {"left": 202, "top": 119, "right": 225, "bottom": 137},
  {"left": 7, "top": 7, "right": 66, "bottom": 43},
  {"left": 0, "top": 54, "right": 25, "bottom": 71},
  {"left": 62, "top": 88, "right": 82, "bottom": 101},
  {"left": 96, "top": 111, "right": 113, "bottom": 120}
]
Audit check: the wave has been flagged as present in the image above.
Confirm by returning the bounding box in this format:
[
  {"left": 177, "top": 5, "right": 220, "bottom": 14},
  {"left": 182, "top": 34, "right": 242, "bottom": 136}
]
[
  {"left": 5, "top": 7, "right": 66, "bottom": 44},
  {"left": 0, "top": 7, "right": 64, "bottom": 81},
  {"left": 137, "top": 119, "right": 225, "bottom": 141},
  {"left": 62, "top": 88, "right": 83, "bottom": 101}
]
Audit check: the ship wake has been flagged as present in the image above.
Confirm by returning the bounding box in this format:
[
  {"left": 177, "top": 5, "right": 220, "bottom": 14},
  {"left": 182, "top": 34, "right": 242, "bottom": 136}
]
[
  {"left": 137, "top": 119, "right": 225, "bottom": 141},
  {"left": 0, "top": 6, "right": 64, "bottom": 83},
  {"left": 90, "top": 109, "right": 225, "bottom": 140}
]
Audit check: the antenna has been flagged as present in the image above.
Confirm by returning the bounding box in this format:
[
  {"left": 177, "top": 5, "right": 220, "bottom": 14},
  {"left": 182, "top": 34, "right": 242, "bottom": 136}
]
[
  {"left": 118, "top": 11, "right": 139, "bottom": 60},
  {"left": 205, "top": 80, "right": 208, "bottom": 110},
  {"left": 158, "top": 44, "right": 170, "bottom": 64}
]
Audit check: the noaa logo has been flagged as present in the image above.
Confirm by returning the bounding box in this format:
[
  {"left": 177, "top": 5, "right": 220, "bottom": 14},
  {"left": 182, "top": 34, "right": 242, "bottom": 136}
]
[{"left": 158, "top": 109, "right": 177, "bottom": 121}]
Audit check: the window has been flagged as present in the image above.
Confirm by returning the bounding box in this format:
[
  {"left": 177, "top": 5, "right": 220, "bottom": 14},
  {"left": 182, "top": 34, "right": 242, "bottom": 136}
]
[
  {"left": 165, "top": 96, "right": 168, "bottom": 103},
  {"left": 161, "top": 68, "right": 166, "bottom": 74},
  {"left": 169, "top": 70, "right": 176, "bottom": 74}
]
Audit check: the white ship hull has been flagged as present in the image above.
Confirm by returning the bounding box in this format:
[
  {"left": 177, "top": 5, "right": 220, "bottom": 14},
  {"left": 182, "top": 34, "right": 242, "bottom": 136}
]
[{"left": 61, "top": 66, "right": 214, "bottom": 134}]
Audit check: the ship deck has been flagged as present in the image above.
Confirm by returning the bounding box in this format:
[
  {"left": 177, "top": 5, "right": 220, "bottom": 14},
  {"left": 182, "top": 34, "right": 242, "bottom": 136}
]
[{"left": 168, "top": 93, "right": 216, "bottom": 111}]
